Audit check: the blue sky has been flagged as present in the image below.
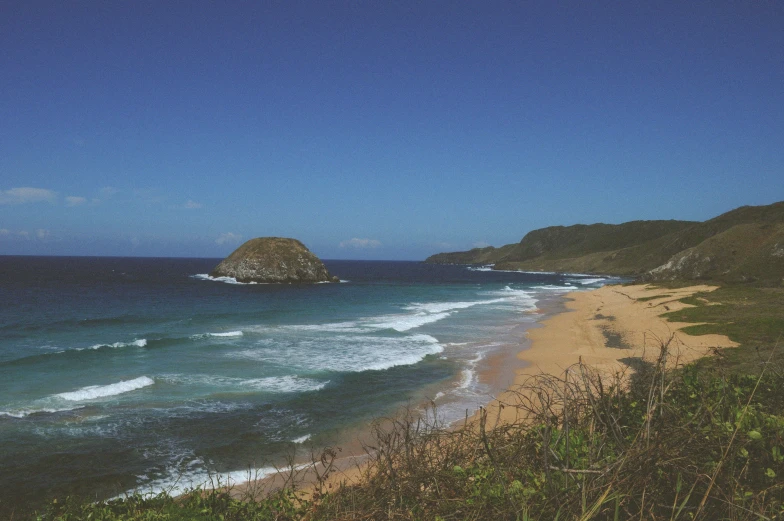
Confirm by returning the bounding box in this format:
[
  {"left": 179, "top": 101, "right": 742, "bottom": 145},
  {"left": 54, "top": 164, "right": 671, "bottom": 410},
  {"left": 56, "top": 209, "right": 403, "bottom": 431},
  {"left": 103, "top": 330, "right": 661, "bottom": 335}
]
[{"left": 1, "top": 2, "right": 782, "bottom": 260}]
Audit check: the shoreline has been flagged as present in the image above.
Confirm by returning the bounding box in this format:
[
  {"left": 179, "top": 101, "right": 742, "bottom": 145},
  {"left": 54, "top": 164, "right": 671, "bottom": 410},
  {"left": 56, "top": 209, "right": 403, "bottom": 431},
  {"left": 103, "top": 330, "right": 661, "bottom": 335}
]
[
  {"left": 226, "top": 283, "right": 740, "bottom": 499},
  {"left": 229, "top": 287, "right": 569, "bottom": 498}
]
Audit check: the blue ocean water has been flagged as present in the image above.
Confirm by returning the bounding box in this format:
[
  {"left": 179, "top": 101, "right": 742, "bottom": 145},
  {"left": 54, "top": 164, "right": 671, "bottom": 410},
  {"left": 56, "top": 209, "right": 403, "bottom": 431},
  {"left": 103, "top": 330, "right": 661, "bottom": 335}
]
[{"left": 0, "top": 256, "right": 609, "bottom": 513}]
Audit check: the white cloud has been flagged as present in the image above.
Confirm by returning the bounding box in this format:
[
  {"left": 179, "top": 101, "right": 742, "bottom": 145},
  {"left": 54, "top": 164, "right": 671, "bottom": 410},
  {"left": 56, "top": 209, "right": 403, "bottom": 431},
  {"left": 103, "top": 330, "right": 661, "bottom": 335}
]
[
  {"left": 339, "top": 238, "right": 382, "bottom": 249},
  {"left": 216, "top": 232, "right": 242, "bottom": 245},
  {"left": 472, "top": 241, "right": 491, "bottom": 249},
  {"left": 85, "top": 187, "right": 120, "bottom": 206},
  {"left": 0, "top": 228, "right": 44, "bottom": 240},
  {"left": 184, "top": 200, "right": 204, "bottom": 209},
  {"left": 0, "top": 187, "right": 57, "bottom": 205},
  {"left": 65, "top": 196, "right": 87, "bottom": 207},
  {"left": 133, "top": 188, "right": 164, "bottom": 205}
]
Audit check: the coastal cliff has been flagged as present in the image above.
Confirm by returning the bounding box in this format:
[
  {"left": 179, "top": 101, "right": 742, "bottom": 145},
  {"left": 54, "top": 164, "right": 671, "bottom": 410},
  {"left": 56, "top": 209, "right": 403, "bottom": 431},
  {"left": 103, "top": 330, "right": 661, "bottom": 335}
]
[
  {"left": 426, "top": 201, "right": 784, "bottom": 286},
  {"left": 210, "top": 237, "right": 338, "bottom": 284}
]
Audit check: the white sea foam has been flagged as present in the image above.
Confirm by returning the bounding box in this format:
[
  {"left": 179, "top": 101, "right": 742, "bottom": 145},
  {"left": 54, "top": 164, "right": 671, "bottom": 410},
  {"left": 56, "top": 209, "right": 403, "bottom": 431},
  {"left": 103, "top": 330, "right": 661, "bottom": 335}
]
[
  {"left": 0, "top": 406, "right": 85, "bottom": 418},
  {"left": 207, "top": 331, "right": 244, "bottom": 338},
  {"left": 366, "top": 312, "right": 451, "bottom": 332},
  {"left": 276, "top": 309, "right": 458, "bottom": 333},
  {"left": 123, "top": 461, "right": 311, "bottom": 499},
  {"left": 457, "top": 368, "right": 476, "bottom": 390},
  {"left": 465, "top": 265, "right": 534, "bottom": 274},
  {"left": 469, "top": 266, "right": 557, "bottom": 274},
  {"left": 87, "top": 339, "right": 147, "bottom": 350},
  {"left": 485, "top": 287, "right": 538, "bottom": 309},
  {"left": 457, "top": 352, "right": 485, "bottom": 391},
  {"left": 161, "top": 374, "right": 327, "bottom": 393},
  {"left": 250, "top": 292, "right": 534, "bottom": 338},
  {"left": 191, "top": 274, "right": 259, "bottom": 285},
  {"left": 262, "top": 322, "right": 364, "bottom": 333},
  {"left": 230, "top": 333, "right": 443, "bottom": 373},
  {"left": 55, "top": 376, "right": 155, "bottom": 401},
  {"left": 189, "top": 330, "right": 245, "bottom": 340},
  {"left": 292, "top": 434, "right": 311, "bottom": 444},
  {"left": 532, "top": 285, "right": 576, "bottom": 292},
  {"left": 243, "top": 376, "right": 327, "bottom": 393},
  {"left": 466, "top": 265, "right": 494, "bottom": 272},
  {"left": 573, "top": 278, "right": 606, "bottom": 285},
  {"left": 404, "top": 298, "right": 507, "bottom": 314},
  {"left": 428, "top": 351, "right": 494, "bottom": 425}
]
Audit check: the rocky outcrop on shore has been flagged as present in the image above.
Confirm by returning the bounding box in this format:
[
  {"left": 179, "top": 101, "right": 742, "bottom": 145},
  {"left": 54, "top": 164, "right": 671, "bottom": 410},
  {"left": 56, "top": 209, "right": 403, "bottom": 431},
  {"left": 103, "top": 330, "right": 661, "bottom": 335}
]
[{"left": 210, "top": 237, "right": 339, "bottom": 284}]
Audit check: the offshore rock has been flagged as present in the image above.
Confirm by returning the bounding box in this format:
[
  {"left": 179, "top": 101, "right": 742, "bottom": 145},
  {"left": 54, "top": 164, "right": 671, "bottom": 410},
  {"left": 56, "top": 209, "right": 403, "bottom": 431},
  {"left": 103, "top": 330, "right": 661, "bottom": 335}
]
[{"left": 210, "top": 237, "right": 339, "bottom": 284}]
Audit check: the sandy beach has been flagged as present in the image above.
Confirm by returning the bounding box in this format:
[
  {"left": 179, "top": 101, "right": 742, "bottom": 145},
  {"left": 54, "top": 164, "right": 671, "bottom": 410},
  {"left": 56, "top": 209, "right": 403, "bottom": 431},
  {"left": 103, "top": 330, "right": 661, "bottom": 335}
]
[
  {"left": 252, "top": 282, "right": 740, "bottom": 496},
  {"left": 484, "top": 283, "right": 738, "bottom": 425}
]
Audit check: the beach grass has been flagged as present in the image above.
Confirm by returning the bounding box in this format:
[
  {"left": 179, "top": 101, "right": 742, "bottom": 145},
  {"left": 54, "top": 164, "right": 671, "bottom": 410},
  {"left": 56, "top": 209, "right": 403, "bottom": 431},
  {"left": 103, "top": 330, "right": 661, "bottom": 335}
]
[{"left": 655, "top": 284, "right": 784, "bottom": 374}]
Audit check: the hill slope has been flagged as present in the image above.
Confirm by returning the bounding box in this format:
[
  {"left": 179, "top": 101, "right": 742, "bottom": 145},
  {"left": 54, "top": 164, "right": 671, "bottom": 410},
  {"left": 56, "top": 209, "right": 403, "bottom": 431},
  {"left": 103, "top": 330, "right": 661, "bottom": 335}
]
[
  {"left": 425, "top": 201, "right": 784, "bottom": 285},
  {"left": 643, "top": 222, "right": 784, "bottom": 285}
]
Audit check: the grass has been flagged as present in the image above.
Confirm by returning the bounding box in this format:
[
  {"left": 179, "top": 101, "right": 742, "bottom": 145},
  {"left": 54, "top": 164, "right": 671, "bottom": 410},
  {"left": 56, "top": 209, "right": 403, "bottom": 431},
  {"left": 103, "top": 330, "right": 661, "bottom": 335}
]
[
  {"left": 636, "top": 294, "right": 672, "bottom": 302},
  {"left": 657, "top": 284, "right": 784, "bottom": 374}
]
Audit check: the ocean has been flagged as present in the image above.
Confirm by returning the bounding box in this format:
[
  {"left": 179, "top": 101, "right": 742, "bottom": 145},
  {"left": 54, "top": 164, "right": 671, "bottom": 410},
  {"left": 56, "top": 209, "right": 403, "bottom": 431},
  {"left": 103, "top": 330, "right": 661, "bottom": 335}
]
[{"left": 0, "top": 256, "right": 610, "bottom": 514}]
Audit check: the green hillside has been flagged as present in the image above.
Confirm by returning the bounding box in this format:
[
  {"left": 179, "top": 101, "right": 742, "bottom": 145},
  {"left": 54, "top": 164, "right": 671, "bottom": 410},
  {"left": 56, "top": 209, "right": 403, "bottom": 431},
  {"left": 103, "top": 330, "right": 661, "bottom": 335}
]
[
  {"left": 643, "top": 222, "right": 784, "bottom": 285},
  {"left": 425, "top": 201, "right": 784, "bottom": 285},
  {"left": 425, "top": 220, "right": 696, "bottom": 271}
]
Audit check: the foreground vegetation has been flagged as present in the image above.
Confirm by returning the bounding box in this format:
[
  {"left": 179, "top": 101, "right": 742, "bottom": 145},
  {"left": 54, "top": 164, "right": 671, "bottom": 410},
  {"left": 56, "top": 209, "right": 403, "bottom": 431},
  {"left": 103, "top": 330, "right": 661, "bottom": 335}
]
[
  {"left": 26, "top": 348, "right": 784, "bottom": 518},
  {"left": 18, "top": 283, "right": 784, "bottom": 520}
]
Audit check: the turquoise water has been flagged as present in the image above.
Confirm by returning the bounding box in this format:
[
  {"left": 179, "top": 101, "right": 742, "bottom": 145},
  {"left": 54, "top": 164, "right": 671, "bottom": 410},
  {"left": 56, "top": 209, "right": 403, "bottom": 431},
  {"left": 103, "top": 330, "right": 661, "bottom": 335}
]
[{"left": 0, "top": 257, "right": 609, "bottom": 514}]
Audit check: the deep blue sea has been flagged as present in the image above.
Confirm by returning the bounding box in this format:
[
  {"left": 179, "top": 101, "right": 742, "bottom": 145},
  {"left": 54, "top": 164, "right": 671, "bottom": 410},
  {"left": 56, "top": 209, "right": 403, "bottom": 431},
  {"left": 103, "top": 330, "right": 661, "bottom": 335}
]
[{"left": 0, "top": 256, "right": 610, "bottom": 514}]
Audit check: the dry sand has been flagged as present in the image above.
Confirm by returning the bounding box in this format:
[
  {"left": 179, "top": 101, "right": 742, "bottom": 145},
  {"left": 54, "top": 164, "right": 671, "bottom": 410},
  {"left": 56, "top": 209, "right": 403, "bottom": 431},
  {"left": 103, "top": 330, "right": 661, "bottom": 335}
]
[{"left": 483, "top": 283, "right": 738, "bottom": 425}]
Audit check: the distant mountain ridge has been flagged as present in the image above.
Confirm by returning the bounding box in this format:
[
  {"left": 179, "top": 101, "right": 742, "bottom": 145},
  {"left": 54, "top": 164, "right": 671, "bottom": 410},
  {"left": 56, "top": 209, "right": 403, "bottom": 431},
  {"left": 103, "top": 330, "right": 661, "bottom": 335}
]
[{"left": 425, "top": 201, "right": 784, "bottom": 286}]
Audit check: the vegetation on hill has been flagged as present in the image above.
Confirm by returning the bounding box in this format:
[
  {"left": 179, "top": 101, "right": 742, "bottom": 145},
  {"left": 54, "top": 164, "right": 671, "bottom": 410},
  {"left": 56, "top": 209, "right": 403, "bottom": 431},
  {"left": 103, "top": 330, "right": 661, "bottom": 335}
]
[
  {"left": 426, "top": 201, "right": 784, "bottom": 286},
  {"left": 643, "top": 222, "right": 784, "bottom": 285},
  {"left": 210, "top": 237, "right": 339, "bottom": 283},
  {"left": 425, "top": 220, "right": 695, "bottom": 273}
]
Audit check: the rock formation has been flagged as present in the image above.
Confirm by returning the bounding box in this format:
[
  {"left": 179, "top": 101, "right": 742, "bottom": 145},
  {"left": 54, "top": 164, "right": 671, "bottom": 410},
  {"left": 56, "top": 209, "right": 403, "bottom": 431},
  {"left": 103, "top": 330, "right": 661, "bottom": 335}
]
[{"left": 210, "top": 237, "right": 339, "bottom": 284}]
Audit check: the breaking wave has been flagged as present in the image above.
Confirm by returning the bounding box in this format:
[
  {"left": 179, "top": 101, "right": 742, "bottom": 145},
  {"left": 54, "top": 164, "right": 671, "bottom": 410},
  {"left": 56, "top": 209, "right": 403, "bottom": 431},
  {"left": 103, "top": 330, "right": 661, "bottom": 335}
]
[{"left": 55, "top": 376, "right": 155, "bottom": 401}]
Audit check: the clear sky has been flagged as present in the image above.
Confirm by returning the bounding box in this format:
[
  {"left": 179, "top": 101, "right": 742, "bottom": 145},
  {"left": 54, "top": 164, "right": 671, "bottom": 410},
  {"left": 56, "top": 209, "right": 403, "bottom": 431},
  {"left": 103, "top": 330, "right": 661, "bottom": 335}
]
[{"left": 1, "top": 2, "right": 782, "bottom": 260}]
